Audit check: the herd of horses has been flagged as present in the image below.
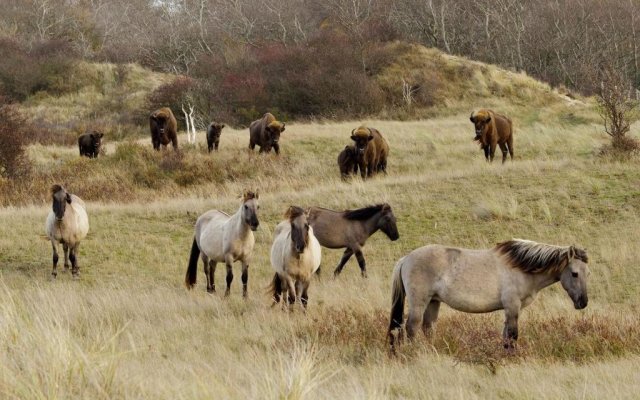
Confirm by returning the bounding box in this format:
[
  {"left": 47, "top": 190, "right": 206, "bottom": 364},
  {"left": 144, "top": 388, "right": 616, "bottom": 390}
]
[{"left": 50, "top": 107, "right": 589, "bottom": 353}]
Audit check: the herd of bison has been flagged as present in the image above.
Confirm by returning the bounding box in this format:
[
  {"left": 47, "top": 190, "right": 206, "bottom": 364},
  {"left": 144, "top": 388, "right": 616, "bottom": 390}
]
[{"left": 77, "top": 107, "right": 515, "bottom": 177}]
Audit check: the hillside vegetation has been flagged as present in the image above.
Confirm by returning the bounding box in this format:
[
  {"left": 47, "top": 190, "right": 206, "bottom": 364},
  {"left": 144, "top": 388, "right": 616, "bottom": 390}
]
[{"left": 1, "top": 48, "right": 640, "bottom": 398}]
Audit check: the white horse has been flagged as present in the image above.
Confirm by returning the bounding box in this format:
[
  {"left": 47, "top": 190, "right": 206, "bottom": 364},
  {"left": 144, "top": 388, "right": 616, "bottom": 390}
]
[
  {"left": 388, "top": 239, "right": 590, "bottom": 351},
  {"left": 185, "top": 191, "right": 260, "bottom": 297},
  {"left": 45, "top": 184, "right": 89, "bottom": 278},
  {"left": 269, "top": 206, "right": 321, "bottom": 309}
]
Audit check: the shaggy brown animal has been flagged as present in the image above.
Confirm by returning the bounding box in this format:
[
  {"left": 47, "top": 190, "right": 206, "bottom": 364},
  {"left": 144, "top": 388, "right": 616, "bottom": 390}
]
[
  {"left": 249, "top": 113, "right": 285, "bottom": 154},
  {"left": 150, "top": 107, "right": 178, "bottom": 151},
  {"left": 470, "top": 109, "right": 514, "bottom": 163},
  {"left": 350, "top": 126, "right": 389, "bottom": 178},
  {"left": 78, "top": 131, "right": 104, "bottom": 158},
  {"left": 337, "top": 145, "right": 357, "bottom": 179},
  {"left": 207, "top": 122, "right": 225, "bottom": 152}
]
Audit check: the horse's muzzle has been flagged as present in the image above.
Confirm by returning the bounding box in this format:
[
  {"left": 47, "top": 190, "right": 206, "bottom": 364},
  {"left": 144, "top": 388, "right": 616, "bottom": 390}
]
[
  {"left": 250, "top": 222, "right": 259, "bottom": 231},
  {"left": 574, "top": 296, "right": 588, "bottom": 309}
]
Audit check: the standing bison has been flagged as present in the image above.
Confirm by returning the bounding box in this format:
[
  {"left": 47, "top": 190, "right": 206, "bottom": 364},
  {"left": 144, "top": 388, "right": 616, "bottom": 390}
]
[
  {"left": 470, "top": 109, "right": 514, "bottom": 163},
  {"left": 350, "top": 126, "right": 390, "bottom": 178},
  {"left": 249, "top": 113, "right": 285, "bottom": 154},
  {"left": 337, "top": 145, "right": 357, "bottom": 179},
  {"left": 78, "top": 131, "right": 104, "bottom": 158},
  {"left": 150, "top": 107, "right": 178, "bottom": 151},
  {"left": 207, "top": 122, "right": 225, "bottom": 152}
]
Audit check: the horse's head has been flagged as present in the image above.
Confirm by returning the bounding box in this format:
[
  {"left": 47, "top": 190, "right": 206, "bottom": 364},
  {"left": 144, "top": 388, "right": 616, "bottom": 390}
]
[
  {"left": 470, "top": 110, "right": 492, "bottom": 141},
  {"left": 50, "top": 184, "right": 71, "bottom": 221},
  {"left": 286, "top": 206, "right": 309, "bottom": 255},
  {"left": 377, "top": 203, "right": 400, "bottom": 241},
  {"left": 241, "top": 190, "right": 260, "bottom": 231},
  {"left": 560, "top": 246, "right": 590, "bottom": 309}
]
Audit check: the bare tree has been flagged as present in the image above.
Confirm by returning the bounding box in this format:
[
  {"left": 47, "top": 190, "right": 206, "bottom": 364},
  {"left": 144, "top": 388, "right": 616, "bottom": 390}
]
[{"left": 596, "top": 66, "right": 640, "bottom": 153}]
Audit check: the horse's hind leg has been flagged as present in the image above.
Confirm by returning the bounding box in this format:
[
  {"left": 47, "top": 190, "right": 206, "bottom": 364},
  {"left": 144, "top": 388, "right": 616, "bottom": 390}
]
[
  {"left": 224, "top": 255, "right": 234, "bottom": 297},
  {"left": 300, "top": 281, "right": 310, "bottom": 309},
  {"left": 63, "top": 243, "right": 70, "bottom": 271},
  {"left": 51, "top": 242, "right": 59, "bottom": 278},
  {"left": 70, "top": 243, "right": 80, "bottom": 278},
  {"left": 406, "top": 296, "right": 430, "bottom": 340},
  {"left": 333, "top": 248, "right": 354, "bottom": 277},
  {"left": 201, "top": 254, "right": 213, "bottom": 293},
  {"left": 206, "top": 259, "right": 217, "bottom": 293},
  {"left": 422, "top": 300, "right": 441, "bottom": 337}
]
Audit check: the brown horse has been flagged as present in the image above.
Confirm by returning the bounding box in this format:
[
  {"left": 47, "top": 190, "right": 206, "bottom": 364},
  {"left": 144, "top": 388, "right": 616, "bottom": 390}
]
[
  {"left": 307, "top": 204, "right": 399, "bottom": 278},
  {"left": 388, "top": 239, "right": 589, "bottom": 352}
]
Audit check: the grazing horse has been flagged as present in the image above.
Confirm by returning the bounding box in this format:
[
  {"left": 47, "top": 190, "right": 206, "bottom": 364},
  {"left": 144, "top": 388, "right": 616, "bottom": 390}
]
[
  {"left": 388, "top": 239, "right": 589, "bottom": 352},
  {"left": 45, "top": 184, "right": 89, "bottom": 278},
  {"left": 269, "top": 206, "right": 321, "bottom": 309},
  {"left": 185, "top": 191, "right": 260, "bottom": 297},
  {"left": 307, "top": 203, "right": 399, "bottom": 278}
]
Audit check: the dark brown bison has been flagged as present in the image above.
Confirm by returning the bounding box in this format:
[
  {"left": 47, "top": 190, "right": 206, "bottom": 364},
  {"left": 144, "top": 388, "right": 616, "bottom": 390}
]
[
  {"left": 207, "top": 122, "right": 225, "bottom": 152},
  {"left": 337, "top": 145, "right": 357, "bottom": 179},
  {"left": 78, "top": 131, "right": 104, "bottom": 158},
  {"left": 350, "top": 126, "right": 390, "bottom": 178},
  {"left": 470, "top": 109, "right": 514, "bottom": 163},
  {"left": 150, "top": 107, "right": 178, "bottom": 151},
  {"left": 249, "top": 113, "right": 285, "bottom": 154}
]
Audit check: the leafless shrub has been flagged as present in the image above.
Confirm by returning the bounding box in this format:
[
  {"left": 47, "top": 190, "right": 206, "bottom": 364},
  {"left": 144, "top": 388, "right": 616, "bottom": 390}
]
[
  {"left": 0, "top": 105, "right": 31, "bottom": 179},
  {"left": 596, "top": 67, "right": 640, "bottom": 155}
]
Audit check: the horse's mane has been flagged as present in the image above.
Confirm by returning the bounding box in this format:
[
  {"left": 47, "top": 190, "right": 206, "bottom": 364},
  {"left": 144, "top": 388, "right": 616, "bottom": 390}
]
[
  {"left": 285, "top": 206, "right": 305, "bottom": 221},
  {"left": 50, "top": 184, "right": 64, "bottom": 196},
  {"left": 343, "top": 204, "right": 385, "bottom": 220},
  {"left": 495, "top": 239, "right": 588, "bottom": 275}
]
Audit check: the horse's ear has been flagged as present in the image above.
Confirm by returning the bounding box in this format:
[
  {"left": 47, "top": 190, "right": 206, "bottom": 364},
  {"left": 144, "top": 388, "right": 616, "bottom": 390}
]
[
  {"left": 284, "top": 206, "right": 293, "bottom": 219},
  {"left": 65, "top": 193, "right": 72, "bottom": 204},
  {"left": 568, "top": 246, "right": 576, "bottom": 259},
  {"left": 254, "top": 189, "right": 259, "bottom": 199}
]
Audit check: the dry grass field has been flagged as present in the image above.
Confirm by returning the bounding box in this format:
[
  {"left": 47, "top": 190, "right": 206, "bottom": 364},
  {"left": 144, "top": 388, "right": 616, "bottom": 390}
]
[
  {"left": 2, "top": 50, "right": 640, "bottom": 398},
  {"left": 2, "top": 102, "right": 640, "bottom": 399}
]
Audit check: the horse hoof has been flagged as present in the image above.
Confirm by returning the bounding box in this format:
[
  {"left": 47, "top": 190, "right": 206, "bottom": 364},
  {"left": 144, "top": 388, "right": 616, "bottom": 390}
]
[
  {"left": 207, "top": 288, "right": 215, "bottom": 294},
  {"left": 72, "top": 273, "right": 80, "bottom": 280},
  {"left": 50, "top": 273, "right": 57, "bottom": 280},
  {"left": 361, "top": 272, "right": 368, "bottom": 278}
]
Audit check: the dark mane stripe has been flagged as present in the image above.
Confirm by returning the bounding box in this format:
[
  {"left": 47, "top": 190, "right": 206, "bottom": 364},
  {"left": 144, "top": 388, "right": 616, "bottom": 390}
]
[
  {"left": 343, "top": 204, "right": 384, "bottom": 220},
  {"left": 495, "top": 239, "right": 587, "bottom": 275},
  {"left": 285, "top": 205, "right": 305, "bottom": 221}
]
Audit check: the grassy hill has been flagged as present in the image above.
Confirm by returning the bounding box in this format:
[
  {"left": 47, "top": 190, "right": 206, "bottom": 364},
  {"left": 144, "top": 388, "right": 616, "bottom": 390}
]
[{"left": 1, "top": 47, "right": 640, "bottom": 398}]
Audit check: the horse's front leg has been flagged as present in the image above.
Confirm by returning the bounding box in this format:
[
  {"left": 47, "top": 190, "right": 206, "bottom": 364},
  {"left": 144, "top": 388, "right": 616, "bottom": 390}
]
[
  {"left": 355, "top": 249, "right": 367, "bottom": 278},
  {"left": 224, "top": 255, "right": 234, "bottom": 297},
  {"left": 333, "top": 248, "right": 354, "bottom": 277},
  {"left": 285, "top": 277, "right": 297, "bottom": 311},
  {"left": 63, "top": 243, "right": 70, "bottom": 271},
  {"left": 241, "top": 260, "right": 249, "bottom": 298},
  {"left": 503, "top": 303, "right": 520, "bottom": 351},
  {"left": 51, "top": 241, "right": 59, "bottom": 278},
  {"left": 300, "top": 281, "right": 310, "bottom": 310}
]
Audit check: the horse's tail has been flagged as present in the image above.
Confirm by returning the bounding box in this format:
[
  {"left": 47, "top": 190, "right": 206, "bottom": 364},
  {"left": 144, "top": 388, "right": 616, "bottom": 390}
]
[
  {"left": 185, "top": 238, "right": 200, "bottom": 289},
  {"left": 388, "top": 257, "right": 406, "bottom": 353}
]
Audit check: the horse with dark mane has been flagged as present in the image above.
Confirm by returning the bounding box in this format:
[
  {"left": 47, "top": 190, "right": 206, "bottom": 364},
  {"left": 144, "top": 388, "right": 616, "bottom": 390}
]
[
  {"left": 388, "top": 239, "right": 590, "bottom": 352},
  {"left": 307, "top": 203, "right": 399, "bottom": 278}
]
